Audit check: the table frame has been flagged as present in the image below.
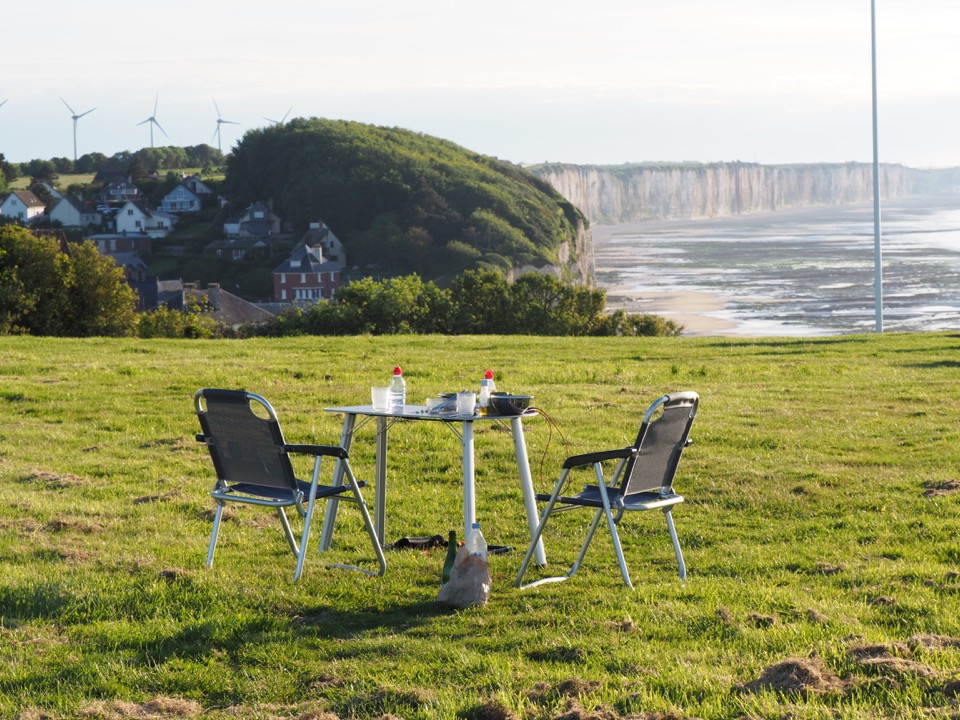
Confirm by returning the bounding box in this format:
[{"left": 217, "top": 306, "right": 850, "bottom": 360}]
[{"left": 318, "top": 405, "right": 547, "bottom": 566}]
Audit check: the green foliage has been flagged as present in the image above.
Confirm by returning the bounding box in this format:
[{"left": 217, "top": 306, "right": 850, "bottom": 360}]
[
  {"left": 244, "top": 269, "right": 679, "bottom": 337},
  {"left": 223, "top": 118, "right": 587, "bottom": 278},
  {"left": 137, "top": 296, "right": 225, "bottom": 339},
  {"left": 0, "top": 227, "right": 137, "bottom": 337}
]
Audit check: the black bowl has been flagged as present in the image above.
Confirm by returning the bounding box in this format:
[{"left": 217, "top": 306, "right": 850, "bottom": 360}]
[{"left": 490, "top": 393, "right": 534, "bottom": 416}]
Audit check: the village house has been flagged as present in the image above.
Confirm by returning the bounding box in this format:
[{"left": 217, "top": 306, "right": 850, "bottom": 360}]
[
  {"left": 299, "top": 220, "right": 346, "bottom": 268},
  {"left": 272, "top": 239, "right": 343, "bottom": 303},
  {"left": 49, "top": 196, "right": 102, "bottom": 228},
  {"left": 0, "top": 190, "right": 46, "bottom": 222},
  {"left": 161, "top": 176, "right": 213, "bottom": 214},
  {"left": 98, "top": 176, "right": 139, "bottom": 204},
  {"left": 203, "top": 236, "right": 269, "bottom": 260},
  {"left": 223, "top": 201, "right": 282, "bottom": 239},
  {"left": 115, "top": 200, "right": 177, "bottom": 238}
]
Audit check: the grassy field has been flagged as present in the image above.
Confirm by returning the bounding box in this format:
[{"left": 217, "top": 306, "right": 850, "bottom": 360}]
[{"left": 2, "top": 332, "right": 960, "bottom": 720}]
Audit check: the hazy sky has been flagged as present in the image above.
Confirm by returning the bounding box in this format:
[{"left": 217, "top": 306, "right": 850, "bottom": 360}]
[{"left": 2, "top": 0, "right": 958, "bottom": 168}]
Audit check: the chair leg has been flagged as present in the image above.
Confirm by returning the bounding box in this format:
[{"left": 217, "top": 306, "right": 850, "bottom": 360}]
[
  {"left": 515, "top": 469, "right": 570, "bottom": 589},
  {"left": 313, "top": 458, "right": 386, "bottom": 578},
  {"left": 663, "top": 508, "right": 687, "bottom": 581},
  {"left": 206, "top": 502, "right": 225, "bottom": 568},
  {"left": 604, "top": 508, "right": 633, "bottom": 589},
  {"left": 277, "top": 507, "right": 299, "bottom": 556}
]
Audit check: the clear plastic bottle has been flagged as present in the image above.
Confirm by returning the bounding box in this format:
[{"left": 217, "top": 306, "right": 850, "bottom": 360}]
[
  {"left": 478, "top": 369, "right": 496, "bottom": 415},
  {"left": 389, "top": 366, "right": 406, "bottom": 412},
  {"left": 465, "top": 522, "right": 487, "bottom": 561}
]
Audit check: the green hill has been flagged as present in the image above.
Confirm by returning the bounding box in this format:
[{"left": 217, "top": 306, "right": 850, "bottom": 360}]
[{"left": 223, "top": 118, "right": 590, "bottom": 282}]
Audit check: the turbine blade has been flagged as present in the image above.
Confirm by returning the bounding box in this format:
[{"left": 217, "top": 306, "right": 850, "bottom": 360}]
[
  {"left": 137, "top": 118, "right": 151, "bottom": 126},
  {"left": 156, "top": 120, "right": 169, "bottom": 138},
  {"left": 153, "top": 93, "right": 159, "bottom": 115},
  {"left": 281, "top": 106, "right": 292, "bottom": 123},
  {"left": 213, "top": 98, "right": 222, "bottom": 118},
  {"left": 61, "top": 97, "right": 76, "bottom": 115},
  {"left": 78, "top": 107, "right": 96, "bottom": 118},
  {"left": 0, "top": 99, "right": 7, "bottom": 109}
]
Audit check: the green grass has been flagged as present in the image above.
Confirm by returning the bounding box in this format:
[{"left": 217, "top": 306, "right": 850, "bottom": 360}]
[{"left": 2, "top": 333, "right": 960, "bottom": 719}]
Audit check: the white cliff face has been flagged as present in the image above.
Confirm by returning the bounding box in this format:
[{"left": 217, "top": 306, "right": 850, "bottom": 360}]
[{"left": 530, "top": 162, "right": 949, "bottom": 225}]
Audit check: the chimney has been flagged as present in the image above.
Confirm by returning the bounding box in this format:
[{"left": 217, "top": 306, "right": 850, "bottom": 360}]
[{"left": 207, "top": 283, "right": 221, "bottom": 310}]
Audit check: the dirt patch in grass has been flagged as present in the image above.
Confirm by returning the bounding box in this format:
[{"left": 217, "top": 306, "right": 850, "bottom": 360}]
[
  {"left": 77, "top": 696, "right": 202, "bottom": 718},
  {"left": 909, "top": 634, "right": 960, "bottom": 650},
  {"left": 744, "top": 656, "right": 845, "bottom": 696},
  {"left": 923, "top": 479, "right": 960, "bottom": 496},
  {"left": 20, "top": 469, "right": 89, "bottom": 489},
  {"left": 746, "top": 612, "right": 777, "bottom": 628}
]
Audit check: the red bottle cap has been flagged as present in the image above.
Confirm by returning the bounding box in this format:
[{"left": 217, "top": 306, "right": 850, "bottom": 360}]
[
  {"left": 393, "top": 366, "right": 402, "bottom": 375},
  {"left": 484, "top": 369, "right": 494, "bottom": 379}
]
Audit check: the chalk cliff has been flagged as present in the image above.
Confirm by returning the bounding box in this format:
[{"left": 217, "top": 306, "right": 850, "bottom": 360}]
[{"left": 528, "top": 162, "right": 960, "bottom": 226}]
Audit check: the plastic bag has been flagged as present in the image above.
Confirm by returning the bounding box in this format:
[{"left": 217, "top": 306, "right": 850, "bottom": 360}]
[{"left": 436, "top": 546, "right": 491, "bottom": 608}]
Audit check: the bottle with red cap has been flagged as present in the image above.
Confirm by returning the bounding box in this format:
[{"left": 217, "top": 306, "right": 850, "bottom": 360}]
[
  {"left": 478, "top": 369, "right": 495, "bottom": 415},
  {"left": 389, "top": 366, "right": 406, "bottom": 412}
]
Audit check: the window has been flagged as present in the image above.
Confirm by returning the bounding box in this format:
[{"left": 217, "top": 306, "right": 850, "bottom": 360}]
[{"left": 127, "top": 209, "right": 133, "bottom": 216}]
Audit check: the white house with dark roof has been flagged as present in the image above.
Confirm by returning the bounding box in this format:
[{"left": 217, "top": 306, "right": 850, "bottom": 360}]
[
  {"left": 115, "top": 200, "right": 177, "bottom": 238},
  {"left": 161, "top": 183, "right": 204, "bottom": 213},
  {"left": 0, "top": 190, "right": 46, "bottom": 222},
  {"left": 49, "top": 196, "right": 102, "bottom": 228}
]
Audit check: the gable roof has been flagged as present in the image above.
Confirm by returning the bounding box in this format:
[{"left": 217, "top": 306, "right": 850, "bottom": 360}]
[
  {"left": 8, "top": 190, "right": 45, "bottom": 208},
  {"left": 273, "top": 243, "right": 341, "bottom": 275}
]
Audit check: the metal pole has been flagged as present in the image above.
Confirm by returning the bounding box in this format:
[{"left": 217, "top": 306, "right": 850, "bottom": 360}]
[{"left": 871, "top": 0, "right": 883, "bottom": 332}]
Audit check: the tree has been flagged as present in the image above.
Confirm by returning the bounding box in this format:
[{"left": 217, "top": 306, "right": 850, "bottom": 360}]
[
  {"left": 449, "top": 268, "right": 511, "bottom": 334},
  {"left": 0, "top": 226, "right": 71, "bottom": 334},
  {"left": 64, "top": 242, "right": 138, "bottom": 336},
  {"left": 0, "top": 227, "right": 137, "bottom": 337}
]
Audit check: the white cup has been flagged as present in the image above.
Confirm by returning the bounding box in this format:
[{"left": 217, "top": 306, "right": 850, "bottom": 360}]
[
  {"left": 456, "top": 391, "right": 477, "bottom": 416},
  {"left": 371, "top": 386, "right": 390, "bottom": 411}
]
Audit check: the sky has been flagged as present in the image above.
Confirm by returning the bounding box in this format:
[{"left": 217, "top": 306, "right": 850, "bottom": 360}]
[{"left": 2, "top": 0, "right": 959, "bottom": 168}]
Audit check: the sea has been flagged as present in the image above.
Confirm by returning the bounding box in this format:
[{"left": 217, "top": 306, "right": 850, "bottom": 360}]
[{"left": 592, "top": 194, "right": 960, "bottom": 336}]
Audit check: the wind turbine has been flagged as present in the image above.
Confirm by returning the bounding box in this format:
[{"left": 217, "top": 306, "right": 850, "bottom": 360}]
[
  {"left": 264, "top": 106, "right": 293, "bottom": 126},
  {"left": 61, "top": 97, "right": 96, "bottom": 162},
  {"left": 138, "top": 93, "right": 169, "bottom": 148},
  {"left": 212, "top": 98, "right": 239, "bottom": 153}
]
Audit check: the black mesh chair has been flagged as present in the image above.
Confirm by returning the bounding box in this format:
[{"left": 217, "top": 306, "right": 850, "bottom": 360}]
[
  {"left": 195, "top": 389, "right": 386, "bottom": 581},
  {"left": 515, "top": 391, "right": 698, "bottom": 589}
]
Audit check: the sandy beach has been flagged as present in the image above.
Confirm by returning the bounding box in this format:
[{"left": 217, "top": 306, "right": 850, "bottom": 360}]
[{"left": 603, "top": 286, "right": 740, "bottom": 336}]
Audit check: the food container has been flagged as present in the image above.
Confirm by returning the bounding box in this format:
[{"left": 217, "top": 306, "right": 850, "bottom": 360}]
[{"left": 489, "top": 393, "right": 534, "bottom": 416}]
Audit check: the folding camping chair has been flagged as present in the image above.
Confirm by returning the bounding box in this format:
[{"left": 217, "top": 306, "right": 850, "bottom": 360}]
[
  {"left": 515, "top": 391, "right": 699, "bottom": 590},
  {"left": 195, "top": 388, "right": 386, "bottom": 581}
]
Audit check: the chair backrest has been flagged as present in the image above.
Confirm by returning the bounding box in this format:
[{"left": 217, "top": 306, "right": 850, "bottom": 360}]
[
  {"left": 195, "top": 389, "right": 298, "bottom": 492},
  {"left": 620, "top": 391, "right": 699, "bottom": 496}
]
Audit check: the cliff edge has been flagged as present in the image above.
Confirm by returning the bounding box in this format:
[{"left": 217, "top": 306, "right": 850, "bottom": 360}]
[{"left": 529, "top": 162, "right": 960, "bottom": 226}]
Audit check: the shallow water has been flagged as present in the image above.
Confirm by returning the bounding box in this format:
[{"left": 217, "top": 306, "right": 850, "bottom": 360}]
[{"left": 593, "top": 195, "right": 960, "bottom": 336}]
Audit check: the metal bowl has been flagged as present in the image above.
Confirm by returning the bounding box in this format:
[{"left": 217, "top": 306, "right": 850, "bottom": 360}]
[{"left": 490, "top": 393, "right": 534, "bottom": 416}]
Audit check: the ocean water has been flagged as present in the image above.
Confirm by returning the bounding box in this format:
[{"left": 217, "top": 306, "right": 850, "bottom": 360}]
[{"left": 593, "top": 195, "right": 960, "bottom": 336}]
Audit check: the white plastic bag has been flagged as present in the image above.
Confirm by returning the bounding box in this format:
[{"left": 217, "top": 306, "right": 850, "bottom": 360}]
[{"left": 437, "top": 546, "right": 492, "bottom": 608}]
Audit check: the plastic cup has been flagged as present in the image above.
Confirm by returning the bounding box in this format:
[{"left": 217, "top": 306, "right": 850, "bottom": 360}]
[
  {"left": 456, "top": 391, "right": 477, "bottom": 416},
  {"left": 425, "top": 397, "right": 441, "bottom": 412},
  {"left": 371, "top": 386, "right": 390, "bottom": 411}
]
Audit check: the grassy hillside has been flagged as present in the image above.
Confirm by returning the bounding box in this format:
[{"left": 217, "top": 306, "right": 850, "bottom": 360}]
[
  {"left": 224, "top": 118, "right": 588, "bottom": 280},
  {"left": 2, "top": 333, "right": 960, "bottom": 719}
]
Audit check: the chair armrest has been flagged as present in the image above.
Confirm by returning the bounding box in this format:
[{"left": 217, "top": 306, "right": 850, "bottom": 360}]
[
  {"left": 285, "top": 444, "right": 348, "bottom": 459},
  {"left": 562, "top": 446, "right": 634, "bottom": 469},
  {"left": 196, "top": 434, "right": 206, "bottom": 443}
]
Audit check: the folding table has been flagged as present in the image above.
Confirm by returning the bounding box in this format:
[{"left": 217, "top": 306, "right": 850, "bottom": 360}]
[{"left": 318, "top": 404, "right": 547, "bottom": 566}]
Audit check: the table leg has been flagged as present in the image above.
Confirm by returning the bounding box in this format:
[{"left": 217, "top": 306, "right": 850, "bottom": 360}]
[
  {"left": 319, "top": 412, "right": 356, "bottom": 551},
  {"left": 462, "top": 419, "right": 475, "bottom": 541},
  {"left": 374, "top": 415, "right": 388, "bottom": 546},
  {"left": 511, "top": 416, "right": 547, "bottom": 566}
]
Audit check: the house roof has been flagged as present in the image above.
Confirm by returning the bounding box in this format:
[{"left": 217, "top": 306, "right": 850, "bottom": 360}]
[
  {"left": 8, "top": 190, "right": 45, "bottom": 208},
  {"left": 273, "top": 244, "right": 342, "bottom": 274},
  {"left": 55, "top": 196, "right": 98, "bottom": 214},
  {"left": 185, "top": 285, "right": 276, "bottom": 327}
]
